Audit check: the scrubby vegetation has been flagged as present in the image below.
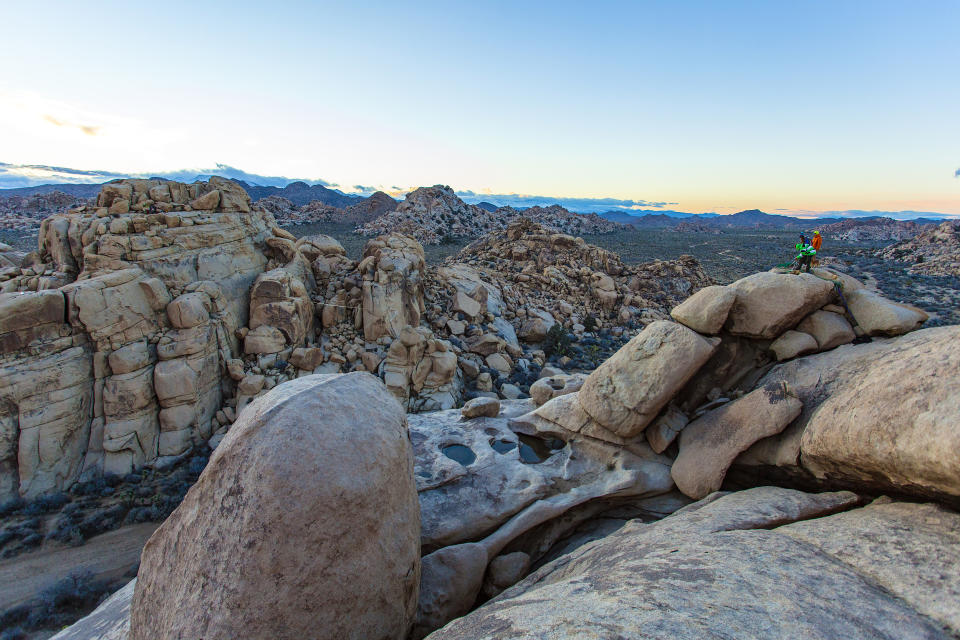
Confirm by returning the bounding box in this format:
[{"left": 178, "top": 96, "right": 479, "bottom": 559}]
[
  {"left": 0, "top": 570, "right": 120, "bottom": 637},
  {"left": 0, "top": 448, "right": 209, "bottom": 560}
]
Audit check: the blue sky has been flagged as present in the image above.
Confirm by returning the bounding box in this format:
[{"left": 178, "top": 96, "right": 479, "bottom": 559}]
[{"left": 1, "top": 1, "right": 958, "bottom": 217}]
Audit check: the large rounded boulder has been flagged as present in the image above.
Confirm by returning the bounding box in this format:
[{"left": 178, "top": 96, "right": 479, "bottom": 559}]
[{"left": 130, "top": 373, "right": 420, "bottom": 640}]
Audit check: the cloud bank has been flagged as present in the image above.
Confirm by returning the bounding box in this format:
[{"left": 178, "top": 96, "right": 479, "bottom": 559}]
[{"left": 0, "top": 162, "right": 336, "bottom": 190}]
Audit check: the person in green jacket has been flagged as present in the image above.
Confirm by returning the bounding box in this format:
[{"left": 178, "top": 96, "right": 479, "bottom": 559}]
[{"left": 794, "top": 234, "right": 816, "bottom": 272}]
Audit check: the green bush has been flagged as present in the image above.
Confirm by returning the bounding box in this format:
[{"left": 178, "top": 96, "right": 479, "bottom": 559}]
[{"left": 543, "top": 324, "right": 573, "bottom": 358}]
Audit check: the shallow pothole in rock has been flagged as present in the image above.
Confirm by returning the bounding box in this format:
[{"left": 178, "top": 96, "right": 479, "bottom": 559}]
[
  {"left": 517, "top": 434, "right": 565, "bottom": 464},
  {"left": 490, "top": 439, "right": 517, "bottom": 454},
  {"left": 441, "top": 444, "right": 477, "bottom": 466}
]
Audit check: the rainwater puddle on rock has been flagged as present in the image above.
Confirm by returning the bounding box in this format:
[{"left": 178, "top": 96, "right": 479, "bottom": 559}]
[
  {"left": 517, "top": 434, "right": 565, "bottom": 464},
  {"left": 441, "top": 444, "right": 477, "bottom": 466},
  {"left": 490, "top": 439, "right": 517, "bottom": 454}
]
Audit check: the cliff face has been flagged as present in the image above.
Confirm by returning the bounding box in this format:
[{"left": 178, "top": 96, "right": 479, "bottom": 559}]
[{"left": 0, "top": 178, "right": 276, "bottom": 498}]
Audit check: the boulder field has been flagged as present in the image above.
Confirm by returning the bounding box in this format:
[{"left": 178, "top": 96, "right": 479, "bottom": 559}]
[
  {"left": 0, "top": 179, "right": 707, "bottom": 501},
  {"left": 12, "top": 179, "right": 960, "bottom": 639}
]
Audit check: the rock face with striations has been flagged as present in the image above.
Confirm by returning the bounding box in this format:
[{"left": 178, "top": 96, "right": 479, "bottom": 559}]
[
  {"left": 131, "top": 373, "right": 420, "bottom": 640},
  {"left": 0, "top": 178, "right": 278, "bottom": 498}
]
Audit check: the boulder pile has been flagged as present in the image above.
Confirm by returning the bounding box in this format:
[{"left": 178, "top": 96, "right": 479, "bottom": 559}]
[
  {"left": 258, "top": 190, "right": 398, "bottom": 226},
  {"left": 356, "top": 185, "right": 627, "bottom": 245},
  {"left": 878, "top": 219, "right": 960, "bottom": 277},
  {"left": 0, "top": 180, "right": 710, "bottom": 500}
]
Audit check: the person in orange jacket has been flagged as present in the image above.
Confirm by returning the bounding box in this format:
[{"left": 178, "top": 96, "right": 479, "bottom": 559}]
[{"left": 811, "top": 230, "right": 822, "bottom": 251}]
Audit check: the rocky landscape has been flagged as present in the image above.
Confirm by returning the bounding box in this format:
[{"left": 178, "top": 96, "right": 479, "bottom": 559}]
[
  {"left": 878, "top": 219, "right": 960, "bottom": 277},
  {"left": 357, "top": 185, "right": 627, "bottom": 244},
  {"left": 818, "top": 217, "right": 935, "bottom": 242},
  {"left": 0, "top": 192, "right": 90, "bottom": 233},
  {"left": 0, "top": 178, "right": 957, "bottom": 639}
]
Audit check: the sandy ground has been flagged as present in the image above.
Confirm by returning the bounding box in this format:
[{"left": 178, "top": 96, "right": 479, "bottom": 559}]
[{"left": 0, "top": 523, "right": 158, "bottom": 612}]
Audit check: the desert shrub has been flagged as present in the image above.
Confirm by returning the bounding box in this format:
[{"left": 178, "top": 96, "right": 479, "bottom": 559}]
[
  {"left": 0, "top": 497, "right": 24, "bottom": 517},
  {"left": 22, "top": 492, "right": 70, "bottom": 515},
  {"left": 543, "top": 324, "right": 573, "bottom": 358},
  {"left": 583, "top": 314, "right": 598, "bottom": 332},
  {"left": 13, "top": 570, "right": 115, "bottom": 631}
]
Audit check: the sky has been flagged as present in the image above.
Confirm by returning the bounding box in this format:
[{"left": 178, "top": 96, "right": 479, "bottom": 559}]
[{"left": 1, "top": 0, "right": 958, "bottom": 218}]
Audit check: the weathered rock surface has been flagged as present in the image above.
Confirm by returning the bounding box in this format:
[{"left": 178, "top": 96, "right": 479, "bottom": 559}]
[
  {"left": 357, "top": 186, "right": 626, "bottom": 245},
  {"left": 795, "top": 309, "right": 855, "bottom": 350},
  {"left": 770, "top": 329, "right": 819, "bottom": 361},
  {"left": 725, "top": 272, "right": 836, "bottom": 338},
  {"left": 131, "top": 373, "right": 420, "bottom": 640},
  {"left": 878, "top": 219, "right": 960, "bottom": 277},
  {"left": 844, "top": 287, "right": 929, "bottom": 336},
  {"left": 670, "top": 284, "right": 736, "bottom": 334},
  {"left": 528, "top": 373, "right": 586, "bottom": 407},
  {"left": 578, "top": 321, "right": 719, "bottom": 437},
  {"left": 426, "top": 487, "right": 957, "bottom": 640},
  {"left": 671, "top": 384, "right": 803, "bottom": 499},
  {"left": 735, "top": 326, "right": 960, "bottom": 503},
  {"left": 460, "top": 396, "right": 500, "bottom": 419}
]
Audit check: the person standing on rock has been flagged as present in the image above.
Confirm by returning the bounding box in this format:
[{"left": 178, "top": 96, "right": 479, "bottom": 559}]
[
  {"left": 811, "top": 230, "right": 822, "bottom": 252},
  {"left": 794, "top": 234, "right": 816, "bottom": 273}
]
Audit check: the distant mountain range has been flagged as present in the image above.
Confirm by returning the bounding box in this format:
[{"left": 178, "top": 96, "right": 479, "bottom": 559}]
[
  {"left": 599, "top": 208, "right": 944, "bottom": 231},
  {"left": 232, "top": 180, "right": 363, "bottom": 208}
]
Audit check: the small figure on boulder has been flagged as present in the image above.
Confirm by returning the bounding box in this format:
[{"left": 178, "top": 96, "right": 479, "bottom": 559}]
[{"left": 794, "top": 234, "right": 816, "bottom": 273}]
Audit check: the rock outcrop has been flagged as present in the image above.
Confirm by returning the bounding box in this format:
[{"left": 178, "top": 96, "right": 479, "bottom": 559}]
[
  {"left": 357, "top": 186, "right": 627, "bottom": 245},
  {"left": 131, "top": 373, "right": 420, "bottom": 640},
  {"left": 734, "top": 325, "right": 960, "bottom": 503},
  {"left": 426, "top": 488, "right": 959, "bottom": 639},
  {"left": 878, "top": 219, "right": 960, "bottom": 277}
]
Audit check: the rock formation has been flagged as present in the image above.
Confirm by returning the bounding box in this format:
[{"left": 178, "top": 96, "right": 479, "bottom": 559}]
[
  {"left": 819, "top": 217, "right": 934, "bottom": 242},
  {"left": 258, "top": 190, "right": 398, "bottom": 226},
  {"left": 48, "top": 255, "right": 959, "bottom": 640},
  {"left": 357, "top": 186, "right": 627, "bottom": 245},
  {"left": 0, "top": 179, "right": 456, "bottom": 498},
  {"left": 13, "top": 183, "right": 960, "bottom": 640},
  {"left": 0, "top": 191, "right": 91, "bottom": 232},
  {"left": 426, "top": 488, "right": 960, "bottom": 639},
  {"left": 878, "top": 219, "right": 960, "bottom": 277}
]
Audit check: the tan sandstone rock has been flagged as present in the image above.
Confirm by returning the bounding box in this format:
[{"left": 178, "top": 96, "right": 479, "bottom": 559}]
[
  {"left": 578, "top": 321, "right": 719, "bottom": 437},
  {"left": 735, "top": 326, "right": 960, "bottom": 502},
  {"left": 670, "top": 284, "right": 736, "bottom": 334},
  {"left": 770, "top": 329, "right": 819, "bottom": 361},
  {"left": 725, "top": 272, "right": 836, "bottom": 339},
  {"left": 672, "top": 383, "right": 803, "bottom": 499},
  {"left": 461, "top": 397, "right": 500, "bottom": 419},
  {"left": 845, "top": 288, "right": 928, "bottom": 336},
  {"left": 795, "top": 309, "right": 855, "bottom": 350},
  {"left": 130, "top": 373, "right": 420, "bottom": 640}
]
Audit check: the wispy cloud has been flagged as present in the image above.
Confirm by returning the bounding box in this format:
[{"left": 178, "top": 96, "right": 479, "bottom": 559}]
[
  {"left": 42, "top": 114, "right": 101, "bottom": 136},
  {"left": 0, "top": 162, "right": 336, "bottom": 190}
]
